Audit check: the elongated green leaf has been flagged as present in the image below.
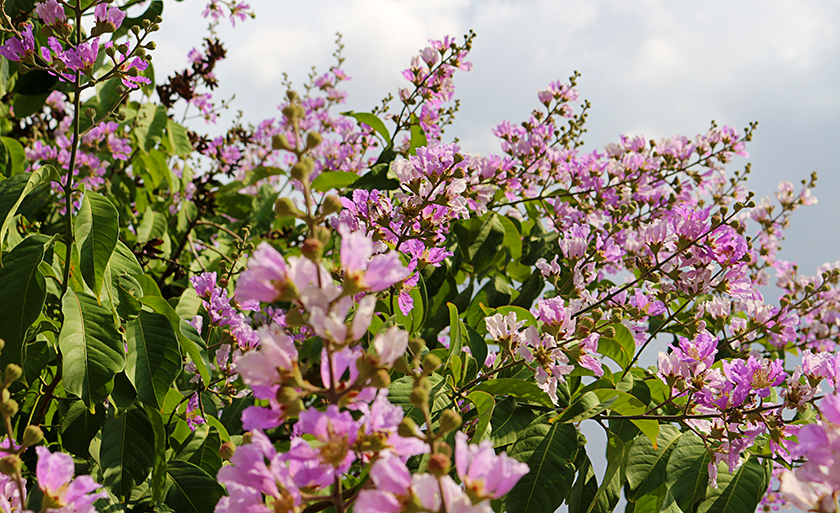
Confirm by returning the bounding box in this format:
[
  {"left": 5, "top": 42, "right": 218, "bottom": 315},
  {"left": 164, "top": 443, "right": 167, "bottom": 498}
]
[
  {"left": 0, "top": 165, "right": 59, "bottom": 253},
  {"left": 490, "top": 397, "right": 536, "bottom": 448},
  {"left": 165, "top": 460, "right": 225, "bottom": 513},
  {"left": 474, "top": 378, "right": 556, "bottom": 409},
  {"left": 1, "top": 137, "right": 25, "bottom": 176},
  {"left": 126, "top": 311, "right": 183, "bottom": 410},
  {"left": 389, "top": 373, "right": 452, "bottom": 426},
  {"left": 445, "top": 303, "right": 463, "bottom": 367},
  {"left": 141, "top": 295, "right": 210, "bottom": 385},
  {"left": 310, "top": 171, "right": 359, "bottom": 192},
  {"left": 101, "top": 406, "right": 155, "bottom": 500},
  {"left": 0, "top": 235, "right": 47, "bottom": 366},
  {"left": 134, "top": 103, "right": 168, "bottom": 152},
  {"left": 507, "top": 413, "right": 579, "bottom": 513},
  {"left": 554, "top": 391, "right": 616, "bottom": 424},
  {"left": 663, "top": 433, "right": 712, "bottom": 513},
  {"left": 167, "top": 119, "right": 193, "bottom": 157},
  {"left": 496, "top": 213, "right": 523, "bottom": 262},
  {"left": 60, "top": 400, "right": 106, "bottom": 459},
  {"left": 696, "top": 456, "right": 770, "bottom": 513},
  {"left": 466, "top": 391, "right": 495, "bottom": 441},
  {"left": 342, "top": 111, "right": 391, "bottom": 145},
  {"left": 146, "top": 406, "right": 168, "bottom": 502},
  {"left": 76, "top": 192, "right": 119, "bottom": 300},
  {"left": 408, "top": 120, "right": 426, "bottom": 155},
  {"left": 597, "top": 323, "right": 635, "bottom": 369},
  {"left": 586, "top": 434, "right": 626, "bottom": 513},
  {"left": 59, "top": 289, "right": 126, "bottom": 407},
  {"left": 626, "top": 425, "right": 682, "bottom": 501}
]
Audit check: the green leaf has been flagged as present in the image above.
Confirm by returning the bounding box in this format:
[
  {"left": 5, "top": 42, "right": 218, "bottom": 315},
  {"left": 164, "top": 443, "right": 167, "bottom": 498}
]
[
  {"left": 1, "top": 137, "right": 25, "bottom": 177},
  {"left": 76, "top": 192, "right": 120, "bottom": 300},
  {"left": 465, "top": 391, "right": 495, "bottom": 441},
  {"left": 134, "top": 103, "right": 168, "bottom": 152},
  {"left": 343, "top": 111, "right": 391, "bottom": 145},
  {"left": 0, "top": 235, "right": 47, "bottom": 366},
  {"left": 167, "top": 119, "right": 193, "bottom": 157},
  {"left": 141, "top": 295, "right": 211, "bottom": 385},
  {"left": 489, "top": 397, "right": 536, "bottom": 448},
  {"left": 477, "top": 305, "right": 537, "bottom": 335},
  {"left": 165, "top": 460, "right": 225, "bottom": 513},
  {"left": 126, "top": 311, "right": 183, "bottom": 410},
  {"left": 662, "top": 433, "right": 712, "bottom": 513},
  {"left": 12, "top": 93, "right": 48, "bottom": 119},
  {"left": 597, "top": 323, "right": 635, "bottom": 369},
  {"left": 496, "top": 213, "right": 523, "bottom": 262},
  {"left": 626, "top": 425, "right": 682, "bottom": 501},
  {"left": 60, "top": 400, "right": 106, "bottom": 459},
  {"left": 445, "top": 303, "right": 463, "bottom": 367},
  {"left": 586, "top": 434, "right": 627, "bottom": 513},
  {"left": 474, "top": 378, "right": 557, "bottom": 409},
  {"left": 553, "top": 391, "right": 615, "bottom": 424},
  {"left": 59, "top": 289, "right": 126, "bottom": 407},
  {"left": 389, "top": 373, "right": 452, "bottom": 426},
  {"left": 114, "top": 0, "right": 163, "bottom": 40},
  {"left": 464, "top": 325, "right": 487, "bottom": 374},
  {"left": 146, "top": 406, "right": 168, "bottom": 502},
  {"left": 696, "top": 456, "right": 770, "bottom": 513},
  {"left": 0, "top": 165, "right": 59, "bottom": 252},
  {"left": 408, "top": 121, "right": 426, "bottom": 155},
  {"left": 310, "top": 171, "right": 359, "bottom": 192},
  {"left": 507, "top": 413, "right": 579, "bottom": 513},
  {"left": 100, "top": 406, "right": 155, "bottom": 500}
]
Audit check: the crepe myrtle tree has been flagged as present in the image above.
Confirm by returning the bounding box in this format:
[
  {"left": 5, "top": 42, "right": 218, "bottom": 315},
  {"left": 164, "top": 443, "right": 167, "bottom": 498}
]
[{"left": 0, "top": 1, "right": 835, "bottom": 512}]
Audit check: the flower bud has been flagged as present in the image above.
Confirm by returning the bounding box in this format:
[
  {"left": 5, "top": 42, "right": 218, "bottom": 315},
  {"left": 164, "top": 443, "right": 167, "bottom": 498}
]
[
  {"left": 219, "top": 441, "right": 236, "bottom": 461},
  {"left": 4, "top": 364, "right": 21, "bottom": 385},
  {"left": 275, "top": 387, "right": 298, "bottom": 404},
  {"left": 313, "top": 225, "right": 332, "bottom": 246},
  {"left": 281, "top": 105, "right": 298, "bottom": 121},
  {"left": 272, "top": 134, "right": 294, "bottom": 151},
  {"left": 145, "top": 41, "right": 156, "bottom": 50},
  {"left": 409, "top": 338, "right": 426, "bottom": 356},
  {"left": 274, "top": 197, "right": 303, "bottom": 218},
  {"left": 0, "top": 399, "right": 18, "bottom": 418},
  {"left": 305, "top": 131, "right": 323, "bottom": 151},
  {"left": 285, "top": 399, "right": 304, "bottom": 418},
  {"left": 422, "top": 354, "right": 441, "bottom": 373},
  {"left": 0, "top": 456, "right": 21, "bottom": 476},
  {"left": 369, "top": 369, "right": 391, "bottom": 388},
  {"left": 427, "top": 453, "right": 451, "bottom": 476},
  {"left": 301, "top": 238, "right": 324, "bottom": 262},
  {"left": 439, "top": 409, "right": 462, "bottom": 433},
  {"left": 290, "top": 158, "right": 314, "bottom": 183},
  {"left": 397, "top": 418, "right": 420, "bottom": 438},
  {"left": 21, "top": 425, "right": 43, "bottom": 448},
  {"left": 601, "top": 326, "right": 616, "bottom": 339},
  {"left": 285, "top": 308, "right": 305, "bottom": 328},
  {"left": 286, "top": 90, "right": 299, "bottom": 102},
  {"left": 409, "top": 387, "right": 429, "bottom": 409},
  {"left": 321, "top": 195, "right": 342, "bottom": 216},
  {"left": 85, "top": 108, "right": 96, "bottom": 120}
]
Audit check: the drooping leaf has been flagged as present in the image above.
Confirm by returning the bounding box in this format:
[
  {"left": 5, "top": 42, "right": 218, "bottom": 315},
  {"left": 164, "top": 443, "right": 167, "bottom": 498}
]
[
  {"left": 0, "top": 165, "right": 59, "bottom": 253},
  {"left": 165, "top": 460, "right": 225, "bottom": 513},
  {"left": 310, "top": 171, "right": 359, "bottom": 192},
  {"left": 489, "top": 397, "right": 537, "bottom": 449},
  {"left": 59, "top": 289, "right": 126, "bottom": 407},
  {"left": 342, "top": 111, "right": 391, "bottom": 145},
  {"left": 696, "top": 456, "right": 771, "bottom": 513},
  {"left": 167, "top": 119, "right": 193, "bottom": 157},
  {"left": 496, "top": 213, "right": 523, "bottom": 262},
  {"left": 506, "top": 413, "right": 579, "bottom": 513},
  {"left": 146, "top": 406, "right": 168, "bottom": 502},
  {"left": 76, "top": 192, "right": 120, "bottom": 300},
  {"left": 626, "top": 425, "right": 682, "bottom": 501},
  {"left": 100, "top": 406, "right": 155, "bottom": 500},
  {"left": 585, "top": 433, "right": 626, "bottom": 513},
  {"left": 662, "top": 433, "right": 713, "bottom": 513},
  {"left": 141, "top": 295, "right": 210, "bottom": 385},
  {"left": 0, "top": 235, "right": 48, "bottom": 366},
  {"left": 60, "top": 400, "right": 106, "bottom": 459},
  {"left": 465, "top": 391, "right": 495, "bottom": 441},
  {"left": 126, "top": 311, "right": 183, "bottom": 410}
]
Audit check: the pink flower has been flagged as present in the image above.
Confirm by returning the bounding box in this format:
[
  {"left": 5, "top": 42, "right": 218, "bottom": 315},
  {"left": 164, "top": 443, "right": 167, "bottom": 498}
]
[
  {"left": 236, "top": 242, "right": 291, "bottom": 303},
  {"left": 36, "top": 446, "right": 107, "bottom": 512},
  {"left": 34, "top": 0, "right": 65, "bottom": 26},
  {"left": 0, "top": 24, "right": 35, "bottom": 62},
  {"left": 373, "top": 326, "right": 408, "bottom": 367},
  {"left": 63, "top": 38, "right": 99, "bottom": 74},
  {"left": 92, "top": 3, "right": 126, "bottom": 34},
  {"left": 454, "top": 432, "right": 529, "bottom": 500}
]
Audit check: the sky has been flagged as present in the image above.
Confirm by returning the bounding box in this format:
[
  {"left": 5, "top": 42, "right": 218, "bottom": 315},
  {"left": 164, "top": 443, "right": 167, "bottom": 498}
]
[{"left": 152, "top": 0, "right": 840, "bottom": 507}]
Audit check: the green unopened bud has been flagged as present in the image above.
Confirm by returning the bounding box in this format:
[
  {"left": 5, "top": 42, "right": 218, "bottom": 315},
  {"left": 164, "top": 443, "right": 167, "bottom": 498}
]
[
  {"left": 150, "top": 23, "right": 160, "bottom": 32},
  {"left": 85, "top": 108, "right": 96, "bottom": 120},
  {"left": 305, "top": 131, "right": 323, "bottom": 150},
  {"left": 392, "top": 355, "right": 410, "bottom": 373},
  {"left": 285, "top": 308, "right": 305, "bottom": 328},
  {"left": 145, "top": 41, "right": 156, "bottom": 50},
  {"left": 0, "top": 339, "right": 5, "bottom": 353},
  {"left": 219, "top": 441, "right": 236, "bottom": 461},
  {"left": 290, "top": 162, "right": 308, "bottom": 182},
  {"left": 286, "top": 90, "right": 299, "bottom": 102},
  {"left": 272, "top": 134, "right": 294, "bottom": 151},
  {"left": 409, "top": 387, "right": 429, "bottom": 409},
  {"left": 4, "top": 365, "right": 21, "bottom": 385},
  {"left": 301, "top": 238, "right": 324, "bottom": 262},
  {"left": 154, "top": 15, "right": 163, "bottom": 23},
  {"left": 21, "top": 425, "right": 43, "bottom": 448},
  {"left": 369, "top": 369, "right": 391, "bottom": 388},
  {"left": 0, "top": 399, "right": 18, "bottom": 418},
  {"left": 439, "top": 409, "right": 462, "bottom": 433},
  {"left": 313, "top": 225, "right": 332, "bottom": 246},
  {"left": 397, "top": 418, "right": 420, "bottom": 438},
  {"left": 0, "top": 456, "right": 21, "bottom": 476},
  {"left": 275, "top": 387, "right": 298, "bottom": 404},
  {"left": 281, "top": 105, "right": 298, "bottom": 121},
  {"left": 427, "top": 453, "right": 451, "bottom": 476},
  {"left": 285, "top": 399, "right": 304, "bottom": 418},
  {"left": 422, "top": 354, "right": 441, "bottom": 373},
  {"left": 131, "top": 25, "right": 140, "bottom": 35},
  {"left": 601, "top": 325, "right": 616, "bottom": 339},
  {"left": 321, "top": 195, "right": 342, "bottom": 216},
  {"left": 409, "top": 338, "right": 426, "bottom": 356},
  {"left": 274, "top": 197, "right": 303, "bottom": 218},
  {"left": 142, "top": 19, "right": 151, "bottom": 29},
  {"left": 105, "top": 45, "right": 116, "bottom": 57}
]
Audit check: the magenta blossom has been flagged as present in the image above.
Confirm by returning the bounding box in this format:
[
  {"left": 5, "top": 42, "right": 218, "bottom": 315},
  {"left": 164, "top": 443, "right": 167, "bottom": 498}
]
[
  {"left": 0, "top": 24, "right": 35, "bottom": 62},
  {"left": 63, "top": 38, "right": 99, "bottom": 74},
  {"left": 454, "top": 432, "right": 529, "bottom": 500},
  {"left": 36, "top": 446, "right": 107, "bottom": 513},
  {"left": 93, "top": 3, "right": 126, "bottom": 34}
]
